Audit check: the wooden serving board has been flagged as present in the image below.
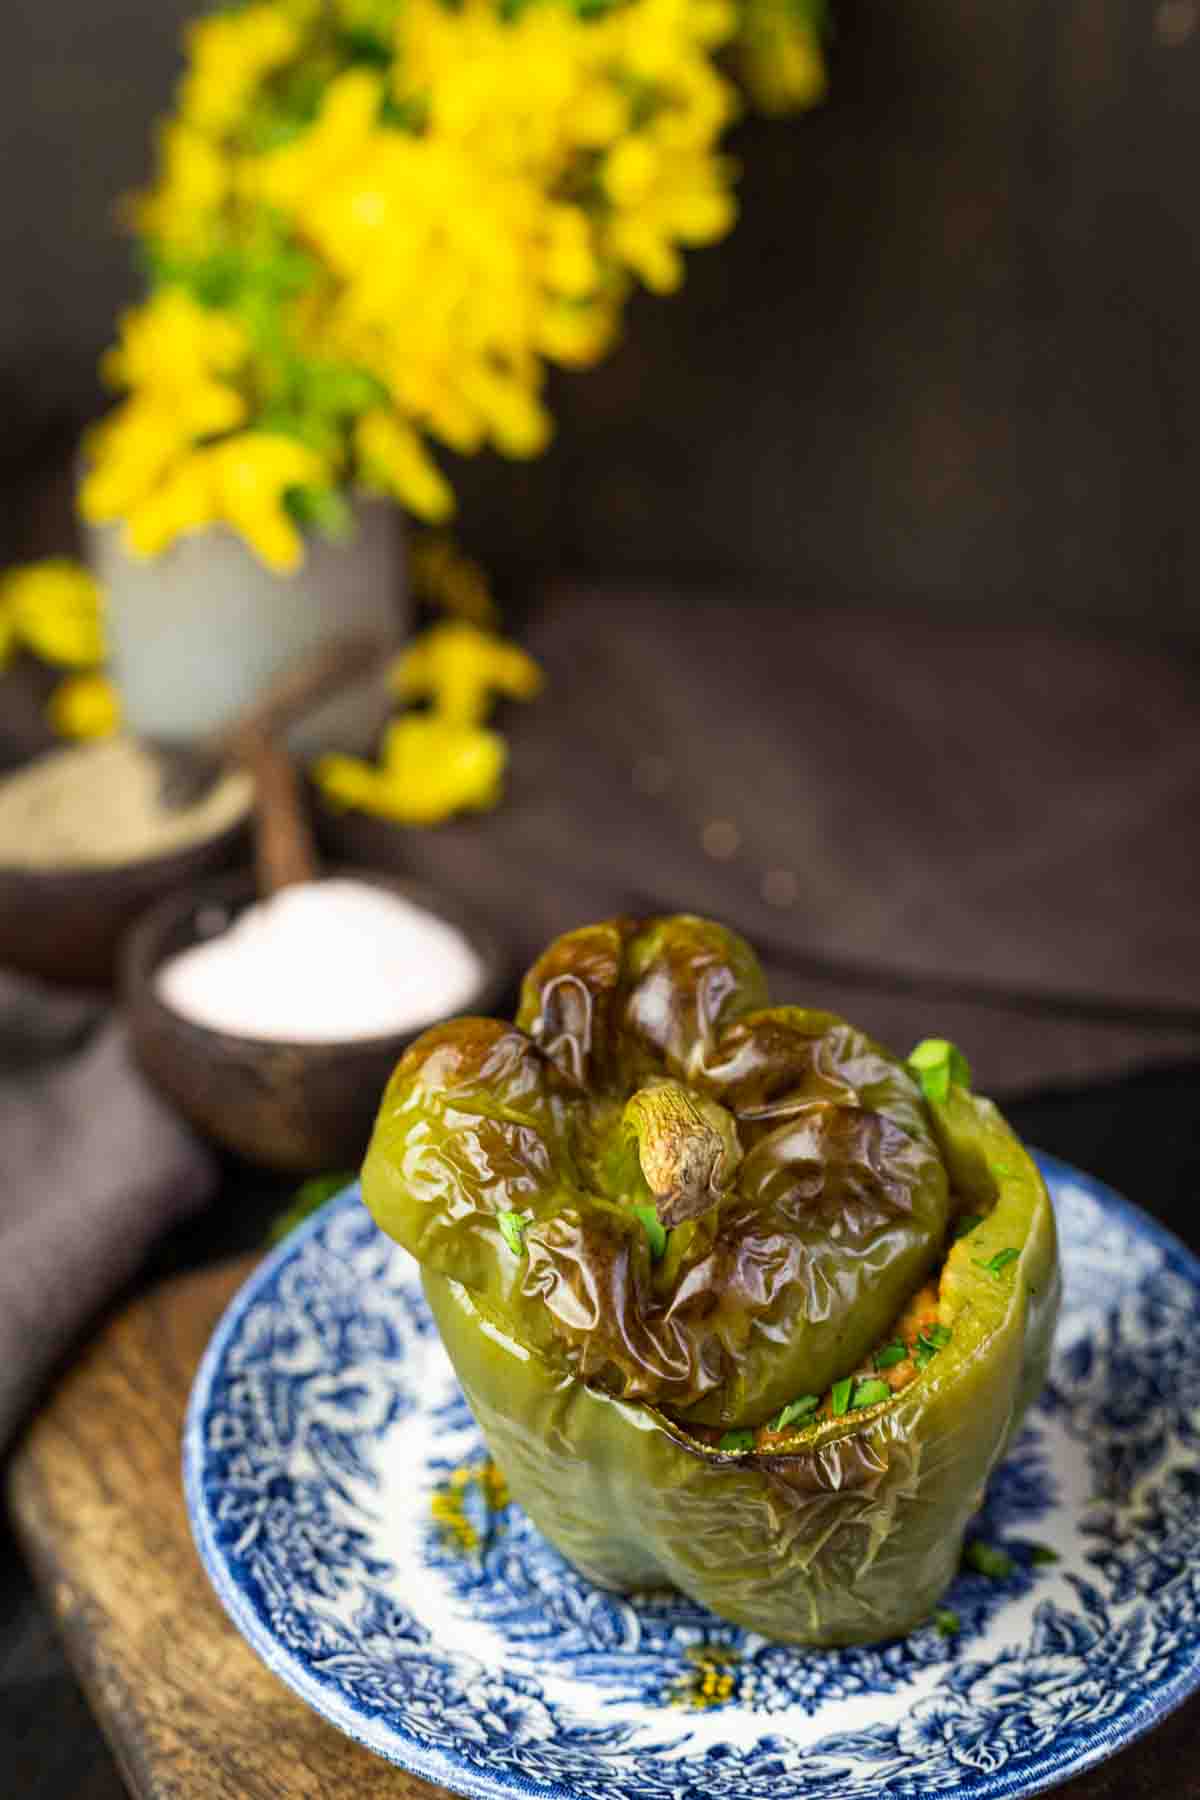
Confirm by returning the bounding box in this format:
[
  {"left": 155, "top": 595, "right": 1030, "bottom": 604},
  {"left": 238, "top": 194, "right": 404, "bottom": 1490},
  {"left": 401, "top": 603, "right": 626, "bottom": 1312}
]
[{"left": 6, "top": 1258, "right": 451, "bottom": 1800}]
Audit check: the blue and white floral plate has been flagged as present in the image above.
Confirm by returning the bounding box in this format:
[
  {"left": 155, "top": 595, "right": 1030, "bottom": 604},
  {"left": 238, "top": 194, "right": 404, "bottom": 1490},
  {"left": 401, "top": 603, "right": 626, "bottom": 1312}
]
[{"left": 184, "top": 1155, "right": 1200, "bottom": 1800}]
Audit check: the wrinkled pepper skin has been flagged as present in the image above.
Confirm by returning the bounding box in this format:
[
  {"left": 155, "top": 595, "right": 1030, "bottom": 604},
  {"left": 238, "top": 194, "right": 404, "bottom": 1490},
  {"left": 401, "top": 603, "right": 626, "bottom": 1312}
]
[{"left": 362, "top": 916, "right": 1060, "bottom": 1646}]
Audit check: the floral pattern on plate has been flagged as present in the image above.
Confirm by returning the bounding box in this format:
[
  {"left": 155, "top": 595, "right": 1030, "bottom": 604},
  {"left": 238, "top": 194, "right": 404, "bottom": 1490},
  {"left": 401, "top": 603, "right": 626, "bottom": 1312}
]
[{"left": 185, "top": 1155, "right": 1200, "bottom": 1800}]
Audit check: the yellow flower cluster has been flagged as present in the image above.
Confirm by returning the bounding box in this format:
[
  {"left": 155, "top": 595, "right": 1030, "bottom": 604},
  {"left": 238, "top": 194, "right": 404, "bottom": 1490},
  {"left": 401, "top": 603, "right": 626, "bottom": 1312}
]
[
  {"left": 317, "top": 619, "right": 542, "bottom": 823},
  {"left": 80, "top": 0, "right": 824, "bottom": 569},
  {"left": 80, "top": 290, "right": 332, "bottom": 571},
  {"left": 0, "top": 560, "right": 120, "bottom": 738}
]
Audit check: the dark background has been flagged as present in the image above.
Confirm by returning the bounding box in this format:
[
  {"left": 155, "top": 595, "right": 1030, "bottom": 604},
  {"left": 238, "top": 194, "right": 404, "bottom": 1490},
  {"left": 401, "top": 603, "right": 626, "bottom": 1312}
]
[
  {"left": 3, "top": 1, "right": 1200, "bottom": 1796},
  {"left": 3, "top": 0, "right": 1199, "bottom": 637}
]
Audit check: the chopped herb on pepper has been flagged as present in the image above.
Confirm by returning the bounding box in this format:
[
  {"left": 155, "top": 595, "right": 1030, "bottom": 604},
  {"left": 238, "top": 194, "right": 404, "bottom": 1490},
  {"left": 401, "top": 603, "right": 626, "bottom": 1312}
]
[
  {"left": 851, "top": 1378, "right": 891, "bottom": 1409},
  {"left": 934, "top": 1608, "right": 961, "bottom": 1637},
  {"left": 631, "top": 1203, "right": 668, "bottom": 1260},
  {"left": 772, "top": 1394, "right": 820, "bottom": 1432},
  {"left": 965, "top": 1541, "right": 1016, "bottom": 1580},
  {"left": 954, "top": 1213, "right": 983, "bottom": 1241},
  {"left": 974, "top": 1247, "right": 1021, "bottom": 1279},
  {"left": 914, "top": 1321, "right": 953, "bottom": 1369},
  {"left": 1030, "top": 1544, "right": 1060, "bottom": 1566},
  {"left": 719, "top": 1429, "right": 756, "bottom": 1453},
  {"left": 875, "top": 1342, "right": 908, "bottom": 1369},
  {"left": 908, "top": 1038, "right": 971, "bottom": 1104},
  {"left": 831, "top": 1377, "right": 853, "bottom": 1417},
  {"left": 497, "top": 1210, "right": 528, "bottom": 1256}
]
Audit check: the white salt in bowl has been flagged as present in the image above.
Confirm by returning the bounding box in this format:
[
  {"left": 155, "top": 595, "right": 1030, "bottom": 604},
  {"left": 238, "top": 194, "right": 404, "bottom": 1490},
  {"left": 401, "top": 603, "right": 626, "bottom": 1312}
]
[{"left": 121, "top": 868, "right": 509, "bottom": 1170}]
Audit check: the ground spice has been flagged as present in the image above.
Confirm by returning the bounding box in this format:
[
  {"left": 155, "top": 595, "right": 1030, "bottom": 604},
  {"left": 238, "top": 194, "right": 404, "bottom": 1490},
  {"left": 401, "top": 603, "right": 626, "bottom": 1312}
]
[{"left": 0, "top": 738, "right": 252, "bottom": 869}]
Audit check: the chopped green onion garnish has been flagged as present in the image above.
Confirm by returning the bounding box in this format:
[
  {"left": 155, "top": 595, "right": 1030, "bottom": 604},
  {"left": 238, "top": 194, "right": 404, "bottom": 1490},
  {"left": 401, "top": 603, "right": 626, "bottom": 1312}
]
[
  {"left": 831, "top": 1377, "right": 853, "bottom": 1417},
  {"left": 914, "top": 1337, "right": 937, "bottom": 1369},
  {"left": 934, "top": 1608, "right": 961, "bottom": 1638},
  {"left": 965, "top": 1541, "right": 1015, "bottom": 1580},
  {"left": 974, "top": 1247, "right": 1021, "bottom": 1278},
  {"left": 925, "top": 1322, "right": 952, "bottom": 1348},
  {"left": 631, "top": 1203, "right": 667, "bottom": 1261},
  {"left": 771, "top": 1394, "right": 820, "bottom": 1432},
  {"left": 719, "top": 1429, "right": 756, "bottom": 1453},
  {"left": 907, "top": 1038, "right": 971, "bottom": 1104},
  {"left": 497, "top": 1210, "right": 528, "bottom": 1256},
  {"left": 874, "top": 1342, "right": 908, "bottom": 1369},
  {"left": 850, "top": 1378, "right": 891, "bottom": 1409},
  {"left": 953, "top": 1214, "right": 983, "bottom": 1241},
  {"left": 1030, "top": 1544, "right": 1060, "bottom": 1566}
]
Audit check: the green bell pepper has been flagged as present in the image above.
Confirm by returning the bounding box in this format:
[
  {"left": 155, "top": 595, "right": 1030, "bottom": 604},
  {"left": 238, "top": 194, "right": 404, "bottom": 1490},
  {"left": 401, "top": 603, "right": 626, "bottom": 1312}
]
[{"left": 362, "top": 914, "right": 1060, "bottom": 1646}]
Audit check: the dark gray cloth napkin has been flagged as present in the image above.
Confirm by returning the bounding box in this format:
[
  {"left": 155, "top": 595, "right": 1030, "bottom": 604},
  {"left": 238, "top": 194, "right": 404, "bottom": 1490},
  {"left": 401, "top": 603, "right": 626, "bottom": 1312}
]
[{"left": 0, "top": 971, "right": 215, "bottom": 1453}]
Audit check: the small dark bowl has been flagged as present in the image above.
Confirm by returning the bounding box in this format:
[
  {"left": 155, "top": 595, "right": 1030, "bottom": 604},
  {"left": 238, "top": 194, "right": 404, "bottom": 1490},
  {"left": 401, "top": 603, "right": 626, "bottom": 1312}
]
[
  {"left": 0, "top": 814, "right": 252, "bottom": 990},
  {"left": 122, "top": 867, "right": 509, "bottom": 1171}
]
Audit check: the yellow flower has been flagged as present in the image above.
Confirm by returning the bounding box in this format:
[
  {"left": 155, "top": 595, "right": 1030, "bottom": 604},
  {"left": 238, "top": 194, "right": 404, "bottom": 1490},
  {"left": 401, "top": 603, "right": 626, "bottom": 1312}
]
[
  {"left": 122, "top": 449, "right": 222, "bottom": 559},
  {"left": 246, "top": 69, "right": 383, "bottom": 214},
  {"left": 355, "top": 409, "right": 455, "bottom": 523},
  {"left": 0, "top": 560, "right": 106, "bottom": 668},
  {"left": 317, "top": 715, "right": 508, "bottom": 825},
  {"left": 211, "top": 432, "right": 329, "bottom": 572},
  {"left": 100, "top": 289, "right": 246, "bottom": 393},
  {"left": 132, "top": 120, "right": 230, "bottom": 251},
  {"left": 87, "top": 0, "right": 824, "bottom": 567},
  {"left": 391, "top": 621, "right": 542, "bottom": 726},
  {"left": 47, "top": 674, "right": 121, "bottom": 740},
  {"left": 122, "top": 433, "right": 328, "bottom": 570},
  {"left": 177, "top": 4, "right": 300, "bottom": 136}
]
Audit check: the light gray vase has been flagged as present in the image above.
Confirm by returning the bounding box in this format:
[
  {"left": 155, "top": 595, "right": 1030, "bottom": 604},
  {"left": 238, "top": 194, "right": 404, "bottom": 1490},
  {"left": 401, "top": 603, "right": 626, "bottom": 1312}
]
[{"left": 87, "top": 499, "right": 407, "bottom": 756}]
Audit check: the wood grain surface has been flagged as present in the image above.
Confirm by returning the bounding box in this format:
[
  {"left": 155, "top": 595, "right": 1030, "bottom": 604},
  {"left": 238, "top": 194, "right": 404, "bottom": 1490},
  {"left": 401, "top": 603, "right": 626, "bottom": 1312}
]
[{"left": 5, "top": 1258, "right": 450, "bottom": 1800}]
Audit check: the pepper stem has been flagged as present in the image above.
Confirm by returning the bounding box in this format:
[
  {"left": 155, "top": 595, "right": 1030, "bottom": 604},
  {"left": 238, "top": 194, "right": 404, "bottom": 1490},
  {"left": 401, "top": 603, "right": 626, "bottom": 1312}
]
[{"left": 622, "top": 1080, "right": 742, "bottom": 1227}]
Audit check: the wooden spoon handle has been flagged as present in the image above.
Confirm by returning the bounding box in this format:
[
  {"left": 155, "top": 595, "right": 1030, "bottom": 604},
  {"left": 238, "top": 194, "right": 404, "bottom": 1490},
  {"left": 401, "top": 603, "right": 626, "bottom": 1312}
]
[{"left": 244, "top": 732, "right": 320, "bottom": 896}]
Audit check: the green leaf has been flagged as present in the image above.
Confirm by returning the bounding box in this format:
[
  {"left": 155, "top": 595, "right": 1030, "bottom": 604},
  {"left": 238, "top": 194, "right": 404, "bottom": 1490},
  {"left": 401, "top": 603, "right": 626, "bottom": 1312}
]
[
  {"left": 831, "top": 1377, "right": 853, "bottom": 1417},
  {"left": 284, "top": 484, "right": 354, "bottom": 541},
  {"left": 974, "top": 1247, "right": 1021, "bottom": 1279},
  {"left": 934, "top": 1608, "right": 961, "bottom": 1637},
  {"left": 1030, "top": 1544, "right": 1060, "bottom": 1566},
  {"left": 267, "top": 1171, "right": 355, "bottom": 1245},
  {"left": 908, "top": 1038, "right": 971, "bottom": 1104},
  {"left": 631, "top": 1203, "right": 668, "bottom": 1261},
  {"left": 874, "top": 1342, "right": 908, "bottom": 1369},
  {"left": 953, "top": 1213, "right": 983, "bottom": 1241},
  {"left": 964, "top": 1541, "right": 1016, "bottom": 1580},
  {"left": 719, "top": 1429, "right": 756, "bottom": 1453},
  {"left": 850, "top": 1378, "right": 891, "bottom": 1409},
  {"left": 497, "top": 1210, "right": 528, "bottom": 1256},
  {"left": 771, "top": 1394, "right": 820, "bottom": 1432},
  {"left": 925, "top": 1322, "right": 953, "bottom": 1348}
]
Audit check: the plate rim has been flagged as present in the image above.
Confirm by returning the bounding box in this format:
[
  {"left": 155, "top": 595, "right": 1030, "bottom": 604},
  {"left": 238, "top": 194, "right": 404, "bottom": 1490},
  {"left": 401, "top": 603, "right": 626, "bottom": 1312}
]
[{"left": 183, "top": 1151, "right": 1200, "bottom": 1800}]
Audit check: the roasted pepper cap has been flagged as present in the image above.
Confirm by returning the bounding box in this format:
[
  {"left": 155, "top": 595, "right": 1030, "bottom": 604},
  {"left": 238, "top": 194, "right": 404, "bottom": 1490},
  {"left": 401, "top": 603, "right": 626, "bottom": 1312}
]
[{"left": 364, "top": 915, "right": 952, "bottom": 1427}]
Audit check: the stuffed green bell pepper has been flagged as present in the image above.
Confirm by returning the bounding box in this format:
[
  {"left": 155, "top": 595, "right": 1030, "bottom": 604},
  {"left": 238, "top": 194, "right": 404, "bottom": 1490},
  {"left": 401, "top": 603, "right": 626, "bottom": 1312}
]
[{"left": 362, "top": 914, "right": 1060, "bottom": 1646}]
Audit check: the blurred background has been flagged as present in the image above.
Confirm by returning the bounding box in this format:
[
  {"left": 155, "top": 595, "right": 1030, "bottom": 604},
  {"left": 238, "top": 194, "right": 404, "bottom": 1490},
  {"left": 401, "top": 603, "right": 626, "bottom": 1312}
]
[{"left": 2, "top": 0, "right": 1198, "bottom": 632}]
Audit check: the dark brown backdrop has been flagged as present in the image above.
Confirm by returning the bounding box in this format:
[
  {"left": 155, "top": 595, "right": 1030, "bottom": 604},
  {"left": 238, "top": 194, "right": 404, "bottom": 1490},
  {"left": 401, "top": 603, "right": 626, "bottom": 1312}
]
[{"left": 3, "top": 1, "right": 1199, "bottom": 637}]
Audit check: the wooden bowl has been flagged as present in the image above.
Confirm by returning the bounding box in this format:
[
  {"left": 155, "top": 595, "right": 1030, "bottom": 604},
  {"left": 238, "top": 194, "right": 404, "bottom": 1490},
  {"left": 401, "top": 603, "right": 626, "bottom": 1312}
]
[
  {"left": 0, "top": 815, "right": 252, "bottom": 990},
  {"left": 121, "top": 868, "right": 510, "bottom": 1171}
]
